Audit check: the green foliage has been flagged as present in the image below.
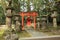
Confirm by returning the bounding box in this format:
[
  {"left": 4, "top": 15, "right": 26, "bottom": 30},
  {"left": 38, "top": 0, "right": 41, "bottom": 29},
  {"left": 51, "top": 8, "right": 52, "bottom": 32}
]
[
  {"left": 0, "top": 6, "right": 5, "bottom": 25},
  {"left": 0, "top": 0, "right": 60, "bottom": 24},
  {"left": 12, "top": 0, "right": 20, "bottom": 13},
  {"left": 0, "top": 6, "right": 4, "bottom": 16}
]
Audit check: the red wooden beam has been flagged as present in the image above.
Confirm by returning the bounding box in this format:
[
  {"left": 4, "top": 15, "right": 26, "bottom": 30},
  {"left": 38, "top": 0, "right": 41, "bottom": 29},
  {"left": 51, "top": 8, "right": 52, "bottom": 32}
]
[
  {"left": 20, "top": 12, "right": 25, "bottom": 30},
  {"left": 19, "top": 12, "right": 38, "bottom": 30}
]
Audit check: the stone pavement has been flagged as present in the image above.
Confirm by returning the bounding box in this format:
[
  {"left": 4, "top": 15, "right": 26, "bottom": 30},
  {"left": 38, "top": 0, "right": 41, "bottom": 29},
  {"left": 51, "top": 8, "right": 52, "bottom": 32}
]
[
  {"left": 25, "top": 27, "right": 48, "bottom": 37},
  {"left": 20, "top": 27, "right": 60, "bottom": 40},
  {"left": 26, "top": 29, "right": 48, "bottom": 37},
  {"left": 20, "top": 35, "right": 60, "bottom": 40}
]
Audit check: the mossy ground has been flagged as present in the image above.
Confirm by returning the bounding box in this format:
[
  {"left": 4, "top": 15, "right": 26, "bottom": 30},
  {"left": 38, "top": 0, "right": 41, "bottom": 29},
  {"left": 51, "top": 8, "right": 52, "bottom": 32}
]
[
  {"left": 17, "top": 31, "right": 31, "bottom": 38},
  {"left": 0, "top": 29, "right": 31, "bottom": 40},
  {"left": 0, "top": 29, "right": 5, "bottom": 40}
]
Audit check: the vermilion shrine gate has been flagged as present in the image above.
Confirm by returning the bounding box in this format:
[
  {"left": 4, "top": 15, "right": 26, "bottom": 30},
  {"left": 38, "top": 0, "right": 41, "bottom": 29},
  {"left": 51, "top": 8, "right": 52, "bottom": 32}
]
[{"left": 19, "top": 12, "right": 38, "bottom": 30}]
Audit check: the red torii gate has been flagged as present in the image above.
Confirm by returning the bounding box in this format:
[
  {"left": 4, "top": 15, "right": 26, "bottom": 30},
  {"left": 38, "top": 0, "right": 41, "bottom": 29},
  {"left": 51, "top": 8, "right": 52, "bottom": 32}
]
[{"left": 19, "top": 12, "right": 38, "bottom": 30}]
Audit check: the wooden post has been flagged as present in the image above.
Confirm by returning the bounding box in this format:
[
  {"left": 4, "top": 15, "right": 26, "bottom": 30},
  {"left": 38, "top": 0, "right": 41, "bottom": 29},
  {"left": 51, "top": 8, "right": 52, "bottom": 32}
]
[
  {"left": 22, "top": 16, "right": 24, "bottom": 30},
  {"left": 33, "top": 12, "right": 37, "bottom": 30},
  {"left": 34, "top": 17, "right": 36, "bottom": 30},
  {"left": 20, "top": 12, "right": 25, "bottom": 30},
  {"left": 32, "top": 12, "right": 38, "bottom": 30}
]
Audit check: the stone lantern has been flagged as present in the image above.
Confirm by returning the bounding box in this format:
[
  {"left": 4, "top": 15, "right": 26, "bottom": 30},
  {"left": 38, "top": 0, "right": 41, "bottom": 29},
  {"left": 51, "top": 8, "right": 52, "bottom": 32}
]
[
  {"left": 51, "top": 10, "right": 57, "bottom": 28},
  {"left": 5, "top": 0, "right": 13, "bottom": 29},
  {"left": 41, "top": 15, "right": 47, "bottom": 30},
  {"left": 6, "top": 7, "right": 13, "bottom": 29},
  {"left": 37, "top": 16, "right": 40, "bottom": 29},
  {"left": 14, "top": 14, "right": 20, "bottom": 21},
  {"left": 14, "top": 14, "right": 21, "bottom": 32}
]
